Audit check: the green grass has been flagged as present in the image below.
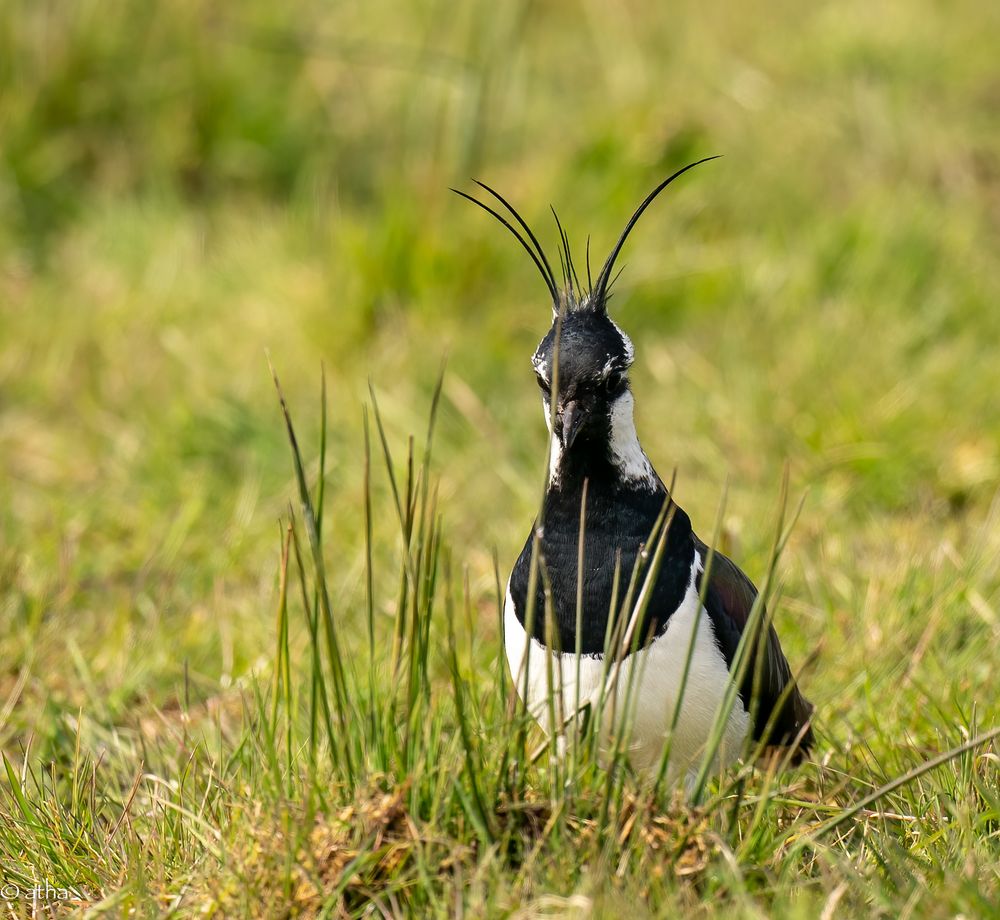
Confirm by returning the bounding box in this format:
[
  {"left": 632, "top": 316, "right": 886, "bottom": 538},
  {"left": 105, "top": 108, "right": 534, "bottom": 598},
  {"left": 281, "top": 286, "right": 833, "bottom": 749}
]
[{"left": 2, "top": 0, "right": 1000, "bottom": 915}]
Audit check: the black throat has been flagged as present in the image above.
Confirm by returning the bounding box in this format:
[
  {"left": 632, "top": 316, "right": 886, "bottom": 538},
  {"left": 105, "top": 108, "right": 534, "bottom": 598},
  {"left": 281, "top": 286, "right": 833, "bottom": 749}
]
[{"left": 509, "top": 421, "right": 695, "bottom": 655}]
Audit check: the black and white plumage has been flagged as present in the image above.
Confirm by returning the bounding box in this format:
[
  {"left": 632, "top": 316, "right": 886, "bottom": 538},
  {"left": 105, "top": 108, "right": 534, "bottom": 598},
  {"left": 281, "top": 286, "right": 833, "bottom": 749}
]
[{"left": 456, "top": 160, "right": 813, "bottom": 780}]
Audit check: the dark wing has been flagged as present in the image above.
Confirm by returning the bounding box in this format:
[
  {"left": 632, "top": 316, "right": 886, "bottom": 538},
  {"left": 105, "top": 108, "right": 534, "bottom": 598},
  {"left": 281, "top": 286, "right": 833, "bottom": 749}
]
[{"left": 694, "top": 536, "right": 814, "bottom": 758}]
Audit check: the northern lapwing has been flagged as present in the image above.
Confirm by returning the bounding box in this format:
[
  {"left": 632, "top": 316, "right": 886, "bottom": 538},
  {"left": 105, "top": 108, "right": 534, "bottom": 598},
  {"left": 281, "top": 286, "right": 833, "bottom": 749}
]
[{"left": 455, "top": 159, "right": 813, "bottom": 780}]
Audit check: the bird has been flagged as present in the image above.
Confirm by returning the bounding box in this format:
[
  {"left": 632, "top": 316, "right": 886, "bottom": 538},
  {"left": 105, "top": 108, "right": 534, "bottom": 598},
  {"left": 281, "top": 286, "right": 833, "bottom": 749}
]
[{"left": 454, "top": 158, "right": 814, "bottom": 783}]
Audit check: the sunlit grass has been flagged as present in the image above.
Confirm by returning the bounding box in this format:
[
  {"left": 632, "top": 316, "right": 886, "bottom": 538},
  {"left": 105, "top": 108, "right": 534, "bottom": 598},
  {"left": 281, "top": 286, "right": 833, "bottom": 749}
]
[
  {"left": 2, "top": 0, "right": 999, "bottom": 915},
  {"left": 2, "top": 374, "right": 997, "bottom": 916}
]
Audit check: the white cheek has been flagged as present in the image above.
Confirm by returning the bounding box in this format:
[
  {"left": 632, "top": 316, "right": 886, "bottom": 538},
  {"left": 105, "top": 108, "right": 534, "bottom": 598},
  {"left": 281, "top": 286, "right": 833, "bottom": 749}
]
[
  {"left": 542, "top": 397, "right": 563, "bottom": 484},
  {"left": 608, "top": 391, "right": 656, "bottom": 487},
  {"left": 610, "top": 320, "right": 635, "bottom": 365}
]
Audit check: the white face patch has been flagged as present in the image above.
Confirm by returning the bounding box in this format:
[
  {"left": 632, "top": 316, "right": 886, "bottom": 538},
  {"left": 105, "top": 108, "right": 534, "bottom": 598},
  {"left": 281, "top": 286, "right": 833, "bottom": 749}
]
[
  {"left": 531, "top": 349, "right": 550, "bottom": 385},
  {"left": 607, "top": 390, "right": 657, "bottom": 488},
  {"left": 540, "top": 394, "right": 563, "bottom": 485},
  {"left": 610, "top": 319, "right": 635, "bottom": 367}
]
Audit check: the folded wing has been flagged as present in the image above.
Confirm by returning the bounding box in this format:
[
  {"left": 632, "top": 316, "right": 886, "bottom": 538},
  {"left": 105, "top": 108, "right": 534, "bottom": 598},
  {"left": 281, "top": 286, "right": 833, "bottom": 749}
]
[{"left": 694, "top": 537, "right": 814, "bottom": 758}]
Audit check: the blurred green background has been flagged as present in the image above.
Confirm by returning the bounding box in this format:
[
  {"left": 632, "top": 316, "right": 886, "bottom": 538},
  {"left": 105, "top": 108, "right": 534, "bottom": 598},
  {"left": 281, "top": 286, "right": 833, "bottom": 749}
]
[
  {"left": 2, "top": 0, "right": 999, "bottom": 779},
  {"left": 3, "top": 0, "right": 1000, "bottom": 912}
]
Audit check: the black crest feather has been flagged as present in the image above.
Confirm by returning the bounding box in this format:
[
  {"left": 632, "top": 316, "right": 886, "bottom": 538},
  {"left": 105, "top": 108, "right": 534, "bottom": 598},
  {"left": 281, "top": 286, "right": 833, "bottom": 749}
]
[
  {"left": 451, "top": 185, "right": 559, "bottom": 306},
  {"left": 453, "top": 156, "right": 719, "bottom": 315},
  {"left": 590, "top": 156, "right": 720, "bottom": 312}
]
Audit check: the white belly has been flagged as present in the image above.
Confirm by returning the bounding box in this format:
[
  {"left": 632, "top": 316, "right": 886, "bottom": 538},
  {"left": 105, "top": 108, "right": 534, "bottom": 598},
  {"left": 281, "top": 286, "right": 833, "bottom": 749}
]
[{"left": 503, "top": 559, "right": 750, "bottom": 781}]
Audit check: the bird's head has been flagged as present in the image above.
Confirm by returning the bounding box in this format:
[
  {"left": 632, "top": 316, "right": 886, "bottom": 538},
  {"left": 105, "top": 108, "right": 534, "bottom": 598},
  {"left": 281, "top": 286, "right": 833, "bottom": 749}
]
[
  {"left": 531, "top": 308, "right": 633, "bottom": 449},
  {"left": 453, "top": 156, "right": 717, "bottom": 455}
]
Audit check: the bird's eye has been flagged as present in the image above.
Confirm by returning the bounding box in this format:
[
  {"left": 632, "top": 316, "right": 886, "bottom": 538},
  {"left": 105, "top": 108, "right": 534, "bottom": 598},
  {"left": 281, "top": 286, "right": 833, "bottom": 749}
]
[
  {"left": 604, "top": 371, "right": 625, "bottom": 396},
  {"left": 536, "top": 376, "right": 551, "bottom": 395}
]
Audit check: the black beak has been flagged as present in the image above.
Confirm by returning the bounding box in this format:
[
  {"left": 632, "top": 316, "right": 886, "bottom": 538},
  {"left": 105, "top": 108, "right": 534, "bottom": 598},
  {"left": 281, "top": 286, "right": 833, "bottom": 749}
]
[{"left": 558, "top": 399, "right": 588, "bottom": 449}]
